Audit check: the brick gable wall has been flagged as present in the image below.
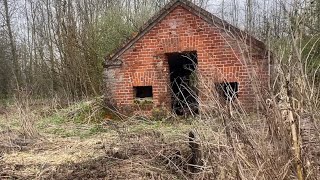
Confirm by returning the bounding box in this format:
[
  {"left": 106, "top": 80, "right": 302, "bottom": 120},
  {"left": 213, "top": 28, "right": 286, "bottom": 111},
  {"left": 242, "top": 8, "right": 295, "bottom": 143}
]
[{"left": 104, "top": 5, "right": 269, "bottom": 115}]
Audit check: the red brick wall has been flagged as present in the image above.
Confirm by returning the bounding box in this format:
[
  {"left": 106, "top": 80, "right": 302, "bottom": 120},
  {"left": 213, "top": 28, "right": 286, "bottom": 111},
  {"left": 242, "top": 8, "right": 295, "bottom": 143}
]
[{"left": 105, "top": 5, "right": 269, "bottom": 114}]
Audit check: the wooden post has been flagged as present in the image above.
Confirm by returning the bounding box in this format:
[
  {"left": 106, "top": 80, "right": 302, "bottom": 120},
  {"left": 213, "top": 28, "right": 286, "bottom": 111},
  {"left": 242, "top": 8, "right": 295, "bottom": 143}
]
[
  {"left": 288, "top": 110, "right": 304, "bottom": 180},
  {"left": 188, "top": 131, "right": 203, "bottom": 173},
  {"left": 285, "top": 79, "right": 304, "bottom": 180}
]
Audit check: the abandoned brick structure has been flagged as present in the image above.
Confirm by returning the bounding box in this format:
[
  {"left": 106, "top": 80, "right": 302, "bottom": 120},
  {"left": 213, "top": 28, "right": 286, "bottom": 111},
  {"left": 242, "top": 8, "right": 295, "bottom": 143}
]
[{"left": 104, "top": 0, "right": 270, "bottom": 115}]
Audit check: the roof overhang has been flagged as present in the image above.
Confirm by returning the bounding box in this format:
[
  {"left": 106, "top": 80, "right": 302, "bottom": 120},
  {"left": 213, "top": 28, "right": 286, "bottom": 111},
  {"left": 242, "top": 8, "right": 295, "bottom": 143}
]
[{"left": 104, "top": 0, "right": 267, "bottom": 67}]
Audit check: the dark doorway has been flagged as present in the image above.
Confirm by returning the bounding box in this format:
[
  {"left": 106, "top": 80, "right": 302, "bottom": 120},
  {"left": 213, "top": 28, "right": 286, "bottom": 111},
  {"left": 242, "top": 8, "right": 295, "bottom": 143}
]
[{"left": 167, "top": 51, "right": 199, "bottom": 116}]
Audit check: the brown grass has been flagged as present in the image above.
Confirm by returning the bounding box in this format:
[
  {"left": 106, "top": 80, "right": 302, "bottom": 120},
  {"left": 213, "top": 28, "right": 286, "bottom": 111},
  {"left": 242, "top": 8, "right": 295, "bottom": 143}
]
[{"left": 0, "top": 97, "right": 319, "bottom": 179}]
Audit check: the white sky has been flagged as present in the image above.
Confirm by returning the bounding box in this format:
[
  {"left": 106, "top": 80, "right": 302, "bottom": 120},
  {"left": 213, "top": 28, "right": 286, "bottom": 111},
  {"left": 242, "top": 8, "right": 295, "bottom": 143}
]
[{"left": 1, "top": 0, "right": 298, "bottom": 43}]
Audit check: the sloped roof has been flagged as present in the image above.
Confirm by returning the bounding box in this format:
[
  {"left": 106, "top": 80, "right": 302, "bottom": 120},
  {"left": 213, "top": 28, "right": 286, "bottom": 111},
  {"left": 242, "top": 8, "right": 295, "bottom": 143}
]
[{"left": 104, "top": 0, "right": 266, "bottom": 66}]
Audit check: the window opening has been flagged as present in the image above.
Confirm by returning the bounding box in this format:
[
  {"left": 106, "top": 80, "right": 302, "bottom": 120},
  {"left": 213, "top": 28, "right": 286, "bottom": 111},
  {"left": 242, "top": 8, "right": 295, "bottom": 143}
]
[
  {"left": 134, "top": 86, "right": 153, "bottom": 98},
  {"left": 216, "top": 82, "right": 239, "bottom": 100}
]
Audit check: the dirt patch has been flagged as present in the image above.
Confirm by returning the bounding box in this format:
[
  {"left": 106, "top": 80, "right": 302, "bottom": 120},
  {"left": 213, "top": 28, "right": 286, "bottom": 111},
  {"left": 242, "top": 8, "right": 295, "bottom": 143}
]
[
  {"left": 0, "top": 124, "right": 195, "bottom": 179},
  {"left": 0, "top": 103, "right": 196, "bottom": 180},
  {"left": 0, "top": 108, "right": 5, "bottom": 115},
  {"left": 40, "top": 156, "right": 175, "bottom": 180},
  {"left": 0, "top": 129, "right": 35, "bottom": 153},
  {"left": 39, "top": 130, "right": 189, "bottom": 180}
]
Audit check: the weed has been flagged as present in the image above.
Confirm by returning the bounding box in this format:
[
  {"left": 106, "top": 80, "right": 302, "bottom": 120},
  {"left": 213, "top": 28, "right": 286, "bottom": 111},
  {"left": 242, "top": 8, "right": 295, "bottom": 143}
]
[{"left": 64, "top": 98, "right": 107, "bottom": 124}]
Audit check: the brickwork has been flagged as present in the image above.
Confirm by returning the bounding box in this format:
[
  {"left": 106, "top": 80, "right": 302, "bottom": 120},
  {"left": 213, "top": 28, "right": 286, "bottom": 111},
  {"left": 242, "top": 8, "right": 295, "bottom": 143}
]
[{"left": 104, "top": 5, "right": 269, "bottom": 115}]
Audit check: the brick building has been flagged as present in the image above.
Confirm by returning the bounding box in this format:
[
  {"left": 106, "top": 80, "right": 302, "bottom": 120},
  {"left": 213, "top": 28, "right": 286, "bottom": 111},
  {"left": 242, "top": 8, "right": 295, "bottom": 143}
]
[{"left": 104, "top": 0, "right": 270, "bottom": 115}]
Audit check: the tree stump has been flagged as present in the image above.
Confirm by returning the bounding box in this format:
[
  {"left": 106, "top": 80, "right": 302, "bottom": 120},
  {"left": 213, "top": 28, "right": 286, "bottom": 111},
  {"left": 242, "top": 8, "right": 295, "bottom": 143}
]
[{"left": 188, "top": 131, "right": 203, "bottom": 173}]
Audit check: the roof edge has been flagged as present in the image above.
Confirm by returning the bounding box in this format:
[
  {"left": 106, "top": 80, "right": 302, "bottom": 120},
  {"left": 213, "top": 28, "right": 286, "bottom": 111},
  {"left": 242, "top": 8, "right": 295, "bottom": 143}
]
[
  {"left": 104, "top": 0, "right": 266, "bottom": 65},
  {"left": 104, "top": 0, "right": 181, "bottom": 64}
]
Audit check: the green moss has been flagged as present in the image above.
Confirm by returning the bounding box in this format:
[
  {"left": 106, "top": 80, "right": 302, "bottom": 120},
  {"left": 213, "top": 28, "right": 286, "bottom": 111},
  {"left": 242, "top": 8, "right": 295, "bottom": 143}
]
[
  {"left": 36, "top": 98, "right": 111, "bottom": 138},
  {"left": 37, "top": 114, "right": 65, "bottom": 130},
  {"left": 134, "top": 98, "right": 153, "bottom": 105},
  {"left": 151, "top": 107, "right": 169, "bottom": 121},
  {"left": 89, "top": 124, "right": 109, "bottom": 135},
  {"left": 42, "top": 123, "right": 108, "bottom": 139},
  {"left": 58, "top": 98, "right": 108, "bottom": 124},
  {"left": 128, "top": 120, "right": 193, "bottom": 136}
]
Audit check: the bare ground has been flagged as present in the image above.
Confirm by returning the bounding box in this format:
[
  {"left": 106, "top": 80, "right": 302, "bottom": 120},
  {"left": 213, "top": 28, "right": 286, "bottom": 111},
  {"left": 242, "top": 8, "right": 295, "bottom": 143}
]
[
  {"left": 0, "top": 108, "right": 195, "bottom": 180},
  {"left": 1, "top": 100, "right": 308, "bottom": 179}
]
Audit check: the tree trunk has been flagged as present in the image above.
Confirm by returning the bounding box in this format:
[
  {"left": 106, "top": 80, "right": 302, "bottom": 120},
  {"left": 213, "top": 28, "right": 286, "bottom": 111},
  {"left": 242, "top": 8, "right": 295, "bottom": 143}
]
[{"left": 3, "top": 0, "right": 20, "bottom": 89}]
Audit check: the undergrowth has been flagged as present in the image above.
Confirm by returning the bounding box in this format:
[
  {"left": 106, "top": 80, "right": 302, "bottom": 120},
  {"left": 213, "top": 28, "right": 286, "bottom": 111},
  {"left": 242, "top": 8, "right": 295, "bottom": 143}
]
[{"left": 36, "top": 98, "right": 110, "bottom": 138}]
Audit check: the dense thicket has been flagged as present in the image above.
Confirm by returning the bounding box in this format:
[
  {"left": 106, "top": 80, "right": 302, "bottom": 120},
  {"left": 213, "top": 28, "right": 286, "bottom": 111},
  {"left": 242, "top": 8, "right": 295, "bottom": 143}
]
[
  {"left": 0, "top": 0, "right": 319, "bottom": 101},
  {"left": 1, "top": 1, "right": 320, "bottom": 179},
  {"left": 0, "top": 0, "right": 157, "bottom": 100}
]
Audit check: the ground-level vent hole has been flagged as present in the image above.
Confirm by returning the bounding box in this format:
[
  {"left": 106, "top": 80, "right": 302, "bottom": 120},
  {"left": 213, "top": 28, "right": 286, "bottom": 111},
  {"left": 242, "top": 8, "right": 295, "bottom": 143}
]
[{"left": 216, "top": 82, "right": 239, "bottom": 100}]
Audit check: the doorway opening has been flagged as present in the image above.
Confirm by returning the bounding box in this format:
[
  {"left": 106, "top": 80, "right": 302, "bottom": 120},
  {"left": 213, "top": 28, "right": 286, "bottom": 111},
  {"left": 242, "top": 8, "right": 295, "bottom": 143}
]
[{"left": 167, "top": 51, "right": 199, "bottom": 116}]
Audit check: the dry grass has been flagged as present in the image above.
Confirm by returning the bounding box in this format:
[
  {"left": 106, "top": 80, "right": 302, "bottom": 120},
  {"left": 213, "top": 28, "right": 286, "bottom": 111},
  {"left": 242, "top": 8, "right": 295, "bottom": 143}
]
[
  {"left": 1, "top": 134, "right": 109, "bottom": 178},
  {"left": 0, "top": 91, "right": 319, "bottom": 179},
  {"left": 0, "top": 103, "right": 196, "bottom": 179}
]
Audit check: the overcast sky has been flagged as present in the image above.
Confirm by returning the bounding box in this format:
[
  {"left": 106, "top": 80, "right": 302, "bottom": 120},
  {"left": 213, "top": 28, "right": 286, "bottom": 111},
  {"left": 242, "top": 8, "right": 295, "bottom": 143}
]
[{"left": 2, "top": 0, "right": 297, "bottom": 42}]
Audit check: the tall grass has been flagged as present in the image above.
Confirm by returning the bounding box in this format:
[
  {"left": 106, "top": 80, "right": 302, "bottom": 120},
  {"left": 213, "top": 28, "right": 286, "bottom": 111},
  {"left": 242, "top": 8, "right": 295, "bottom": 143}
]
[{"left": 166, "top": 28, "right": 320, "bottom": 180}]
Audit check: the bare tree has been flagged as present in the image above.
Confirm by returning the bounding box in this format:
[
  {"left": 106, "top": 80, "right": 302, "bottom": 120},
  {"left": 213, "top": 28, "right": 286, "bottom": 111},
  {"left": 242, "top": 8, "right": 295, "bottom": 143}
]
[{"left": 3, "top": 0, "right": 20, "bottom": 89}]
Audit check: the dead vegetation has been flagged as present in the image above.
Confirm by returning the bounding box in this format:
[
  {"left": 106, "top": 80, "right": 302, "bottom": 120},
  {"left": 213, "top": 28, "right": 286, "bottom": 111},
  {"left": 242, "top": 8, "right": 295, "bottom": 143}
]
[
  {"left": 1, "top": 37, "right": 320, "bottom": 180},
  {"left": 0, "top": 99, "right": 194, "bottom": 179},
  {"left": 0, "top": 91, "right": 319, "bottom": 179},
  {"left": 1, "top": 15, "right": 320, "bottom": 179}
]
